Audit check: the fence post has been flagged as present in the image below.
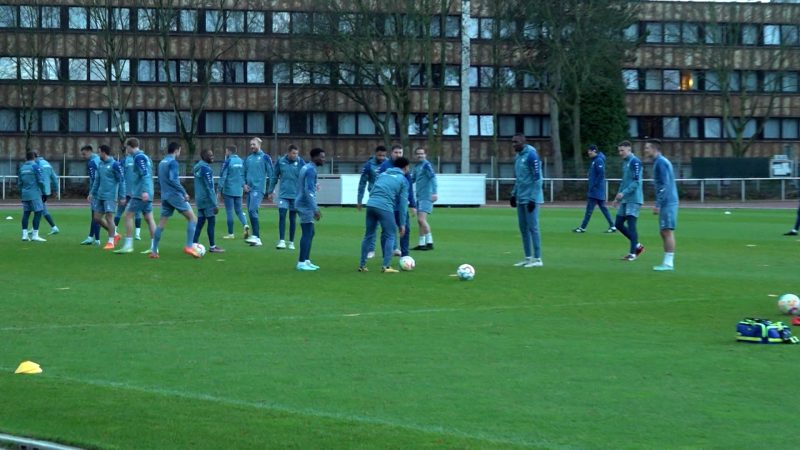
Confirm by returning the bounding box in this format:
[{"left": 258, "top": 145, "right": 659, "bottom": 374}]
[
  {"left": 2, "top": 176, "right": 4, "bottom": 200},
  {"left": 741, "top": 179, "right": 745, "bottom": 202},
  {"left": 495, "top": 178, "right": 499, "bottom": 202},
  {"left": 700, "top": 180, "right": 704, "bottom": 203},
  {"left": 781, "top": 179, "right": 785, "bottom": 201},
  {"left": 549, "top": 179, "right": 554, "bottom": 203}
]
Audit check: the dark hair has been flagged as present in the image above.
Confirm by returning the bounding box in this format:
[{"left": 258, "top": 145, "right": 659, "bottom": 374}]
[
  {"left": 393, "top": 157, "right": 410, "bottom": 169},
  {"left": 125, "top": 137, "right": 139, "bottom": 148},
  {"left": 225, "top": 145, "right": 237, "bottom": 154},
  {"left": 645, "top": 138, "right": 661, "bottom": 150},
  {"left": 618, "top": 140, "right": 632, "bottom": 148},
  {"left": 375, "top": 145, "right": 387, "bottom": 153},
  {"left": 80, "top": 145, "right": 93, "bottom": 152},
  {"left": 99, "top": 144, "right": 112, "bottom": 155},
  {"left": 391, "top": 144, "right": 402, "bottom": 151},
  {"left": 288, "top": 144, "right": 299, "bottom": 151},
  {"left": 310, "top": 147, "right": 325, "bottom": 158},
  {"left": 167, "top": 141, "right": 181, "bottom": 154},
  {"left": 25, "top": 150, "right": 36, "bottom": 161}
]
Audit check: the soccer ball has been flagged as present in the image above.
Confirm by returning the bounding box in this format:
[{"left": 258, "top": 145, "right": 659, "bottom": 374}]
[
  {"left": 456, "top": 264, "right": 475, "bottom": 281},
  {"left": 192, "top": 243, "right": 206, "bottom": 257},
  {"left": 399, "top": 256, "right": 415, "bottom": 271},
  {"left": 777, "top": 293, "right": 800, "bottom": 315}
]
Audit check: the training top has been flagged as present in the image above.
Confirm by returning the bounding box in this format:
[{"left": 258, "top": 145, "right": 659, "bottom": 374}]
[
  {"left": 412, "top": 159, "right": 438, "bottom": 203},
  {"left": 357, "top": 156, "right": 383, "bottom": 204},
  {"left": 130, "top": 150, "right": 154, "bottom": 200},
  {"left": 91, "top": 157, "right": 125, "bottom": 201},
  {"left": 122, "top": 153, "right": 136, "bottom": 196},
  {"left": 378, "top": 159, "right": 416, "bottom": 209},
  {"left": 587, "top": 152, "right": 607, "bottom": 201},
  {"left": 367, "top": 168, "right": 410, "bottom": 227},
  {"left": 512, "top": 144, "right": 544, "bottom": 204},
  {"left": 618, "top": 153, "right": 644, "bottom": 205},
  {"left": 158, "top": 154, "right": 187, "bottom": 200},
  {"left": 193, "top": 160, "right": 217, "bottom": 210},
  {"left": 295, "top": 162, "right": 319, "bottom": 214},
  {"left": 36, "top": 157, "right": 58, "bottom": 196},
  {"left": 18, "top": 160, "right": 45, "bottom": 201},
  {"left": 244, "top": 150, "right": 274, "bottom": 193},
  {"left": 87, "top": 153, "right": 101, "bottom": 193},
  {"left": 653, "top": 155, "right": 679, "bottom": 207},
  {"left": 219, "top": 154, "right": 245, "bottom": 197},
  {"left": 269, "top": 154, "right": 306, "bottom": 200}
]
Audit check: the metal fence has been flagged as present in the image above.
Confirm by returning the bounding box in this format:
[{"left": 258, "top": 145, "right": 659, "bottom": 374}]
[{"left": 2, "top": 175, "right": 799, "bottom": 203}]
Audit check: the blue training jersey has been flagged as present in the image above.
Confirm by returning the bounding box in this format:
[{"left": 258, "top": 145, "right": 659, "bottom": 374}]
[
  {"left": 18, "top": 160, "right": 45, "bottom": 201},
  {"left": 158, "top": 154, "right": 187, "bottom": 200},
  {"left": 618, "top": 154, "right": 643, "bottom": 205},
  {"left": 269, "top": 155, "right": 305, "bottom": 200},
  {"left": 295, "top": 162, "right": 319, "bottom": 213},
  {"left": 130, "top": 150, "right": 154, "bottom": 200},
  {"left": 512, "top": 144, "right": 544, "bottom": 204},
  {"left": 87, "top": 153, "right": 100, "bottom": 194},
  {"left": 244, "top": 150, "right": 273, "bottom": 193},
  {"left": 412, "top": 159, "right": 437, "bottom": 202},
  {"left": 36, "top": 157, "right": 58, "bottom": 196},
  {"left": 587, "top": 152, "right": 607, "bottom": 200},
  {"left": 653, "top": 155, "right": 679, "bottom": 206},
  {"left": 193, "top": 160, "right": 217, "bottom": 210},
  {"left": 378, "top": 159, "right": 416, "bottom": 208},
  {"left": 91, "top": 157, "right": 125, "bottom": 201},
  {"left": 219, "top": 154, "right": 245, "bottom": 197},
  {"left": 367, "top": 168, "right": 409, "bottom": 227},
  {"left": 357, "top": 156, "right": 383, "bottom": 204}
]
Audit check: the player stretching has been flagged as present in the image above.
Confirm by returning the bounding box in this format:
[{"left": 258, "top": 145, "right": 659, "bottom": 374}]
[
  {"left": 510, "top": 134, "right": 544, "bottom": 268},
  {"left": 411, "top": 146, "right": 437, "bottom": 251},
  {"left": 18, "top": 151, "right": 47, "bottom": 242},
  {"left": 612, "top": 140, "right": 645, "bottom": 261},
  {"left": 79, "top": 145, "right": 101, "bottom": 245},
  {"left": 115, "top": 138, "right": 157, "bottom": 255},
  {"left": 35, "top": 151, "right": 60, "bottom": 235},
  {"left": 193, "top": 149, "right": 224, "bottom": 253},
  {"left": 243, "top": 137, "right": 274, "bottom": 247},
  {"left": 644, "top": 139, "right": 679, "bottom": 271},
  {"left": 268, "top": 144, "right": 305, "bottom": 250},
  {"left": 219, "top": 145, "right": 248, "bottom": 239},
  {"left": 151, "top": 142, "right": 199, "bottom": 258},
  {"left": 295, "top": 148, "right": 326, "bottom": 271},
  {"left": 573, "top": 144, "right": 616, "bottom": 233},
  {"left": 358, "top": 157, "right": 410, "bottom": 273},
  {"left": 89, "top": 145, "right": 124, "bottom": 250}
]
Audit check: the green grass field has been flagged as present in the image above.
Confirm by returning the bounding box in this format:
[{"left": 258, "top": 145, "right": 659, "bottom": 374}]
[{"left": 0, "top": 205, "right": 797, "bottom": 449}]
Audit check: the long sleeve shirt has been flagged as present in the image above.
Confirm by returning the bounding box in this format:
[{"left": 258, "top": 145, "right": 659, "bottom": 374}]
[
  {"left": 90, "top": 157, "right": 125, "bottom": 201},
  {"left": 193, "top": 160, "right": 217, "bottom": 210},
  {"left": 36, "top": 157, "right": 58, "bottom": 196},
  {"left": 587, "top": 152, "right": 607, "bottom": 200},
  {"left": 512, "top": 144, "right": 544, "bottom": 204},
  {"left": 412, "top": 159, "right": 438, "bottom": 203},
  {"left": 618, "top": 154, "right": 643, "bottom": 205},
  {"left": 367, "top": 168, "right": 410, "bottom": 227},
  {"left": 269, "top": 155, "right": 305, "bottom": 199},
  {"left": 357, "top": 156, "right": 382, "bottom": 204},
  {"left": 18, "top": 161, "right": 45, "bottom": 201},
  {"left": 219, "top": 154, "right": 245, "bottom": 197},
  {"left": 653, "top": 155, "right": 679, "bottom": 207},
  {"left": 295, "top": 162, "right": 319, "bottom": 213},
  {"left": 130, "top": 150, "right": 154, "bottom": 200},
  {"left": 378, "top": 158, "right": 416, "bottom": 209},
  {"left": 244, "top": 150, "right": 274, "bottom": 194},
  {"left": 157, "top": 154, "right": 187, "bottom": 200}
]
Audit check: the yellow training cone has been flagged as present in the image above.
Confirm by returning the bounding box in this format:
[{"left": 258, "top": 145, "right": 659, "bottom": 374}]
[{"left": 14, "top": 361, "right": 42, "bottom": 374}]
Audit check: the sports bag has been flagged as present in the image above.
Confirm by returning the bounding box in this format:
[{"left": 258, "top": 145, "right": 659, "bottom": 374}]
[{"left": 736, "top": 318, "right": 799, "bottom": 344}]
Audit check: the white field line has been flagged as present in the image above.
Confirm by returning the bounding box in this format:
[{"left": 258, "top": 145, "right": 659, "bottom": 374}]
[
  {"left": 1, "top": 370, "right": 572, "bottom": 450},
  {"left": 0, "top": 297, "right": 709, "bottom": 332}
]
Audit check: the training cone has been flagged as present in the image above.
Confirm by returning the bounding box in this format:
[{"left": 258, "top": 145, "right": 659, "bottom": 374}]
[{"left": 14, "top": 361, "right": 42, "bottom": 374}]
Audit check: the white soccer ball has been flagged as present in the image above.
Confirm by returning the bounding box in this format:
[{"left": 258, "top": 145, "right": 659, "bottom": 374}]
[
  {"left": 777, "top": 293, "right": 800, "bottom": 315},
  {"left": 193, "top": 243, "right": 206, "bottom": 257},
  {"left": 399, "top": 256, "right": 415, "bottom": 271},
  {"left": 456, "top": 264, "right": 475, "bottom": 281}
]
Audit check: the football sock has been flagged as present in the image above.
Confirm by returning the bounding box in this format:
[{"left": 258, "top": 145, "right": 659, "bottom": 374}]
[
  {"left": 426, "top": 233, "right": 433, "bottom": 244},
  {"left": 186, "top": 221, "right": 197, "bottom": 248},
  {"left": 194, "top": 217, "right": 206, "bottom": 244},
  {"left": 207, "top": 217, "right": 216, "bottom": 247},
  {"left": 664, "top": 252, "right": 674, "bottom": 267},
  {"left": 153, "top": 227, "right": 164, "bottom": 252}
]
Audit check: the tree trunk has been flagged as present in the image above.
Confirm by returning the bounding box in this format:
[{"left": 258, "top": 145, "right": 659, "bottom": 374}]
[
  {"left": 571, "top": 96, "right": 584, "bottom": 176},
  {"left": 549, "top": 94, "right": 564, "bottom": 192}
]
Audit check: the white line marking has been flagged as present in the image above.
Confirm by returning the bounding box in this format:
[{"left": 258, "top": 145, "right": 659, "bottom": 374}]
[{"left": 0, "top": 297, "right": 710, "bottom": 332}]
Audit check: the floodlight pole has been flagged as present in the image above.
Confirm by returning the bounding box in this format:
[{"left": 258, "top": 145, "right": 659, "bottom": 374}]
[{"left": 460, "top": 0, "right": 471, "bottom": 174}]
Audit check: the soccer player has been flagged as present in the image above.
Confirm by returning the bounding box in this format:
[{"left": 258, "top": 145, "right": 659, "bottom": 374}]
[
  {"left": 34, "top": 151, "right": 60, "bottom": 235},
  {"left": 644, "top": 139, "right": 679, "bottom": 271},
  {"left": 80, "top": 145, "right": 101, "bottom": 245},
  {"left": 115, "top": 137, "right": 158, "bottom": 255},
  {"left": 114, "top": 146, "right": 143, "bottom": 241},
  {"left": 151, "top": 142, "right": 199, "bottom": 258},
  {"left": 268, "top": 144, "right": 305, "bottom": 250},
  {"left": 295, "top": 148, "right": 326, "bottom": 271},
  {"left": 573, "top": 144, "right": 616, "bottom": 234},
  {"left": 193, "top": 149, "right": 224, "bottom": 253},
  {"left": 612, "top": 140, "right": 645, "bottom": 261},
  {"left": 411, "top": 146, "right": 437, "bottom": 251},
  {"left": 377, "top": 144, "right": 415, "bottom": 257},
  {"left": 218, "top": 145, "right": 248, "bottom": 239},
  {"left": 243, "top": 137, "right": 274, "bottom": 247},
  {"left": 359, "top": 157, "right": 410, "bottom": 273},
  {"left": 89, "top": 145, "right": 124, "bottom": 250},
  {"left": 510, "top": 134, "right": 544, "bottom": 268},
  {"left": 18, "top": 151, "right": 47, "bottom": 242},
  {"left": 356, "top": 145, "right": 387, "bottom": 210}
]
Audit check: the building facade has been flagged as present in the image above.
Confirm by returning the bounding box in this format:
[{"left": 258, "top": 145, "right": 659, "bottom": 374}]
[{"left": 0, "top": 0, "right": 798, "bottom": 177}]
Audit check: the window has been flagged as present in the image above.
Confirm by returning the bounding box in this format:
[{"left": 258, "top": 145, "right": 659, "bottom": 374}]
[
  {"left": 274, "top": 112, "right": 290, "bottom": 134},
  {"left": 224, "top": 62, "right": 245, "bottom": 83},
  {"left": 781, "top": 25, "right": 799, "bottom": 46},
  {"left": 178, "top": 61, "right": 196, "bottom": 83},
  {"left": 247, "top": 112, "right": 265, "bottom": 134},
  {"left": 497, "top": 20, "right": 515, "bottom": 39},
  {"left": 663, "top": 117, "right": 680, "bottom": 138},
  {"left": 622, "top": 69, "right": 638, "bottom": 90},
  {"left": 479, "top": 66, "right": 494, "bottom": 88},
  {"left": 741, "top": 24, "right": 759, "bottom": 45},
  {"left": 247, "top": 11, "right": 265, "bottom": 33},
  {"left": 443, "top": 65, "right": 459, "bottom": 87},
  {"left": 89, "top": 110, "right": 109, "bottom": 132},
  {"left": 292, "top": 64, "right": 310, "bottom": 84},
  {"left": 764, "top": 25, "right": 781, "bottom": 45},
  {"left": 309, "top": 113, "right": 328, "bottom": 134},
  {"left": 247, "top": 62, "right": 265, "bottom": 83},
  {"left": 89, "top": 59, "right": 106, "bottom": 81},
  {"left": 704, "top": 71, "right": 719, "bottom": 91},
  {"left": 682, "top": 23, "right": 699, "bottom": 43},
  {"left": 227, "top": 11, "right": 245, "bottom": 33},
  {"left": 204, "top": 112, "right": 223, "bottom": 133},
  {"left": 136, "top": 111, "right": 155, "bottom": 133},
  {"left": 522, "top": 72, "right": 541, "bottom": 89},
  {"left": 664, "top": 23, "right": 680, "bottom": 43},
  {"left": 19, "top": 58, "right": 38, "bottom": 80},
  {"left": 638, "top": 117, "right": 661, "bottom": 138},
  {"left": 742, "top": 71, "right": 758, "bottom": 92},
  {"left": 68, "top": 110, "right": 88, "bottom": 132},
  {"left": 0, "top": 6, "right": 16, "bottom": 28},
  {"left": 784, "top": 119, "right": 799, "bottom": 139},
  {"left": 628, "top": 118, "right": 638, "bottom": 138},
  {"left": 645, "top": 23, "right": 662, "bottom": 43},
  {"left": 41, "top": 110, "right": 59, "bottom": 132},
  {"left": 523, "top": 117, "right": 541, "bottom": 137},
  {"left": 684, "top": 118, "right": 699, "bottom": 138},
  {"left": 138, "top": 60, "right": 156, "bottom": 82},
  {"left": 310, "top": 64, "right": 330, "bottom": 84},
  {"left": 178, "top": 10, "right": 197, "bottom": 32},
  {"left": 704, "top": 118, "right": 721, "bottom": 139},
  {"left": 680, "top": 70, "right": 697, "bottom": 91},
  {"left": 623, "top": 23, "right": 638, "bottom": 42},
  {"left": 227, "top": 112, "right": 244, "bottom": 133},
  {"left": 68, "top": 7, "right": 88, "bottom": 29},
  {"left": 358, "top": 114, "right": 375, "bottom": 135},
  {"left": 465, "top": 17, "right": 478, "bottom": 39},
  {"left": 0, "top": 57, "right": 16, "bottom": 79},
  {"left": 272, "top": 63, "right": 290, "bottom": 84},
  {"left": 110, "top": 111, "right": 129, "bottom": 133},
  {"left": 499, "top": 67, "right": 516, "bottom": 88},
  {"left": 338, "top": 64, "right": 355, "bottom": 85},
  {"left": 112, "top": 8, "right": 130, "bottom": 30},
  {"left": 20, "top": 111, "right": 38, "bottom": 132},
  {"left": 467, "top": 67, "right": 478, "bottom": 87},
  {"left": 69, "top": 59, "right": 88, "bottom": 81},
  {"left": 644, "top": 70, "right": 661, "bottom": 90},
  {"left": 498, "top": 116, "right": 516, "bottom": 136},
  {"left": 479, "top": 18, "right": 493, "bottom": 39},
  {"left": 291, "top": 12, "right": 310, "bottom": 34},
  {"left": 110, "top": 59, "right": 130, "bottom": 81},
  {"left": 138, "top": 9, "right": 155, "bottom": 30},
  {"left": 441, "top": 114, "right": 459, "bottom": 136},
  {"left": 20, "top": 5, "right": 38, "bottom": 28},
  {"left": 764, "top": 119, "right": 780, "bottom": 139},
  {"left": 764, "top": 72, "right": 780, "bottom": 92},
  {"left": 338, "top": 113, "right": 356, "bottom": 134},
  {"left": 206, "top": 10, "right": 222, "bottom": 32},
  {"left": 0, "top": 109, "right": 16, "bottom": 131},
  {"left": 158, "top": 60, "right": 177, "bottom": 82},
  {"left": 783, "top": 72, "right": 799, "bottom": 93},
  {"left": 158, "top": 111, "right": 177, "bottom": 133},
  {"left": 704, "top": 24, "right": 722, "bottom": 44}
]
